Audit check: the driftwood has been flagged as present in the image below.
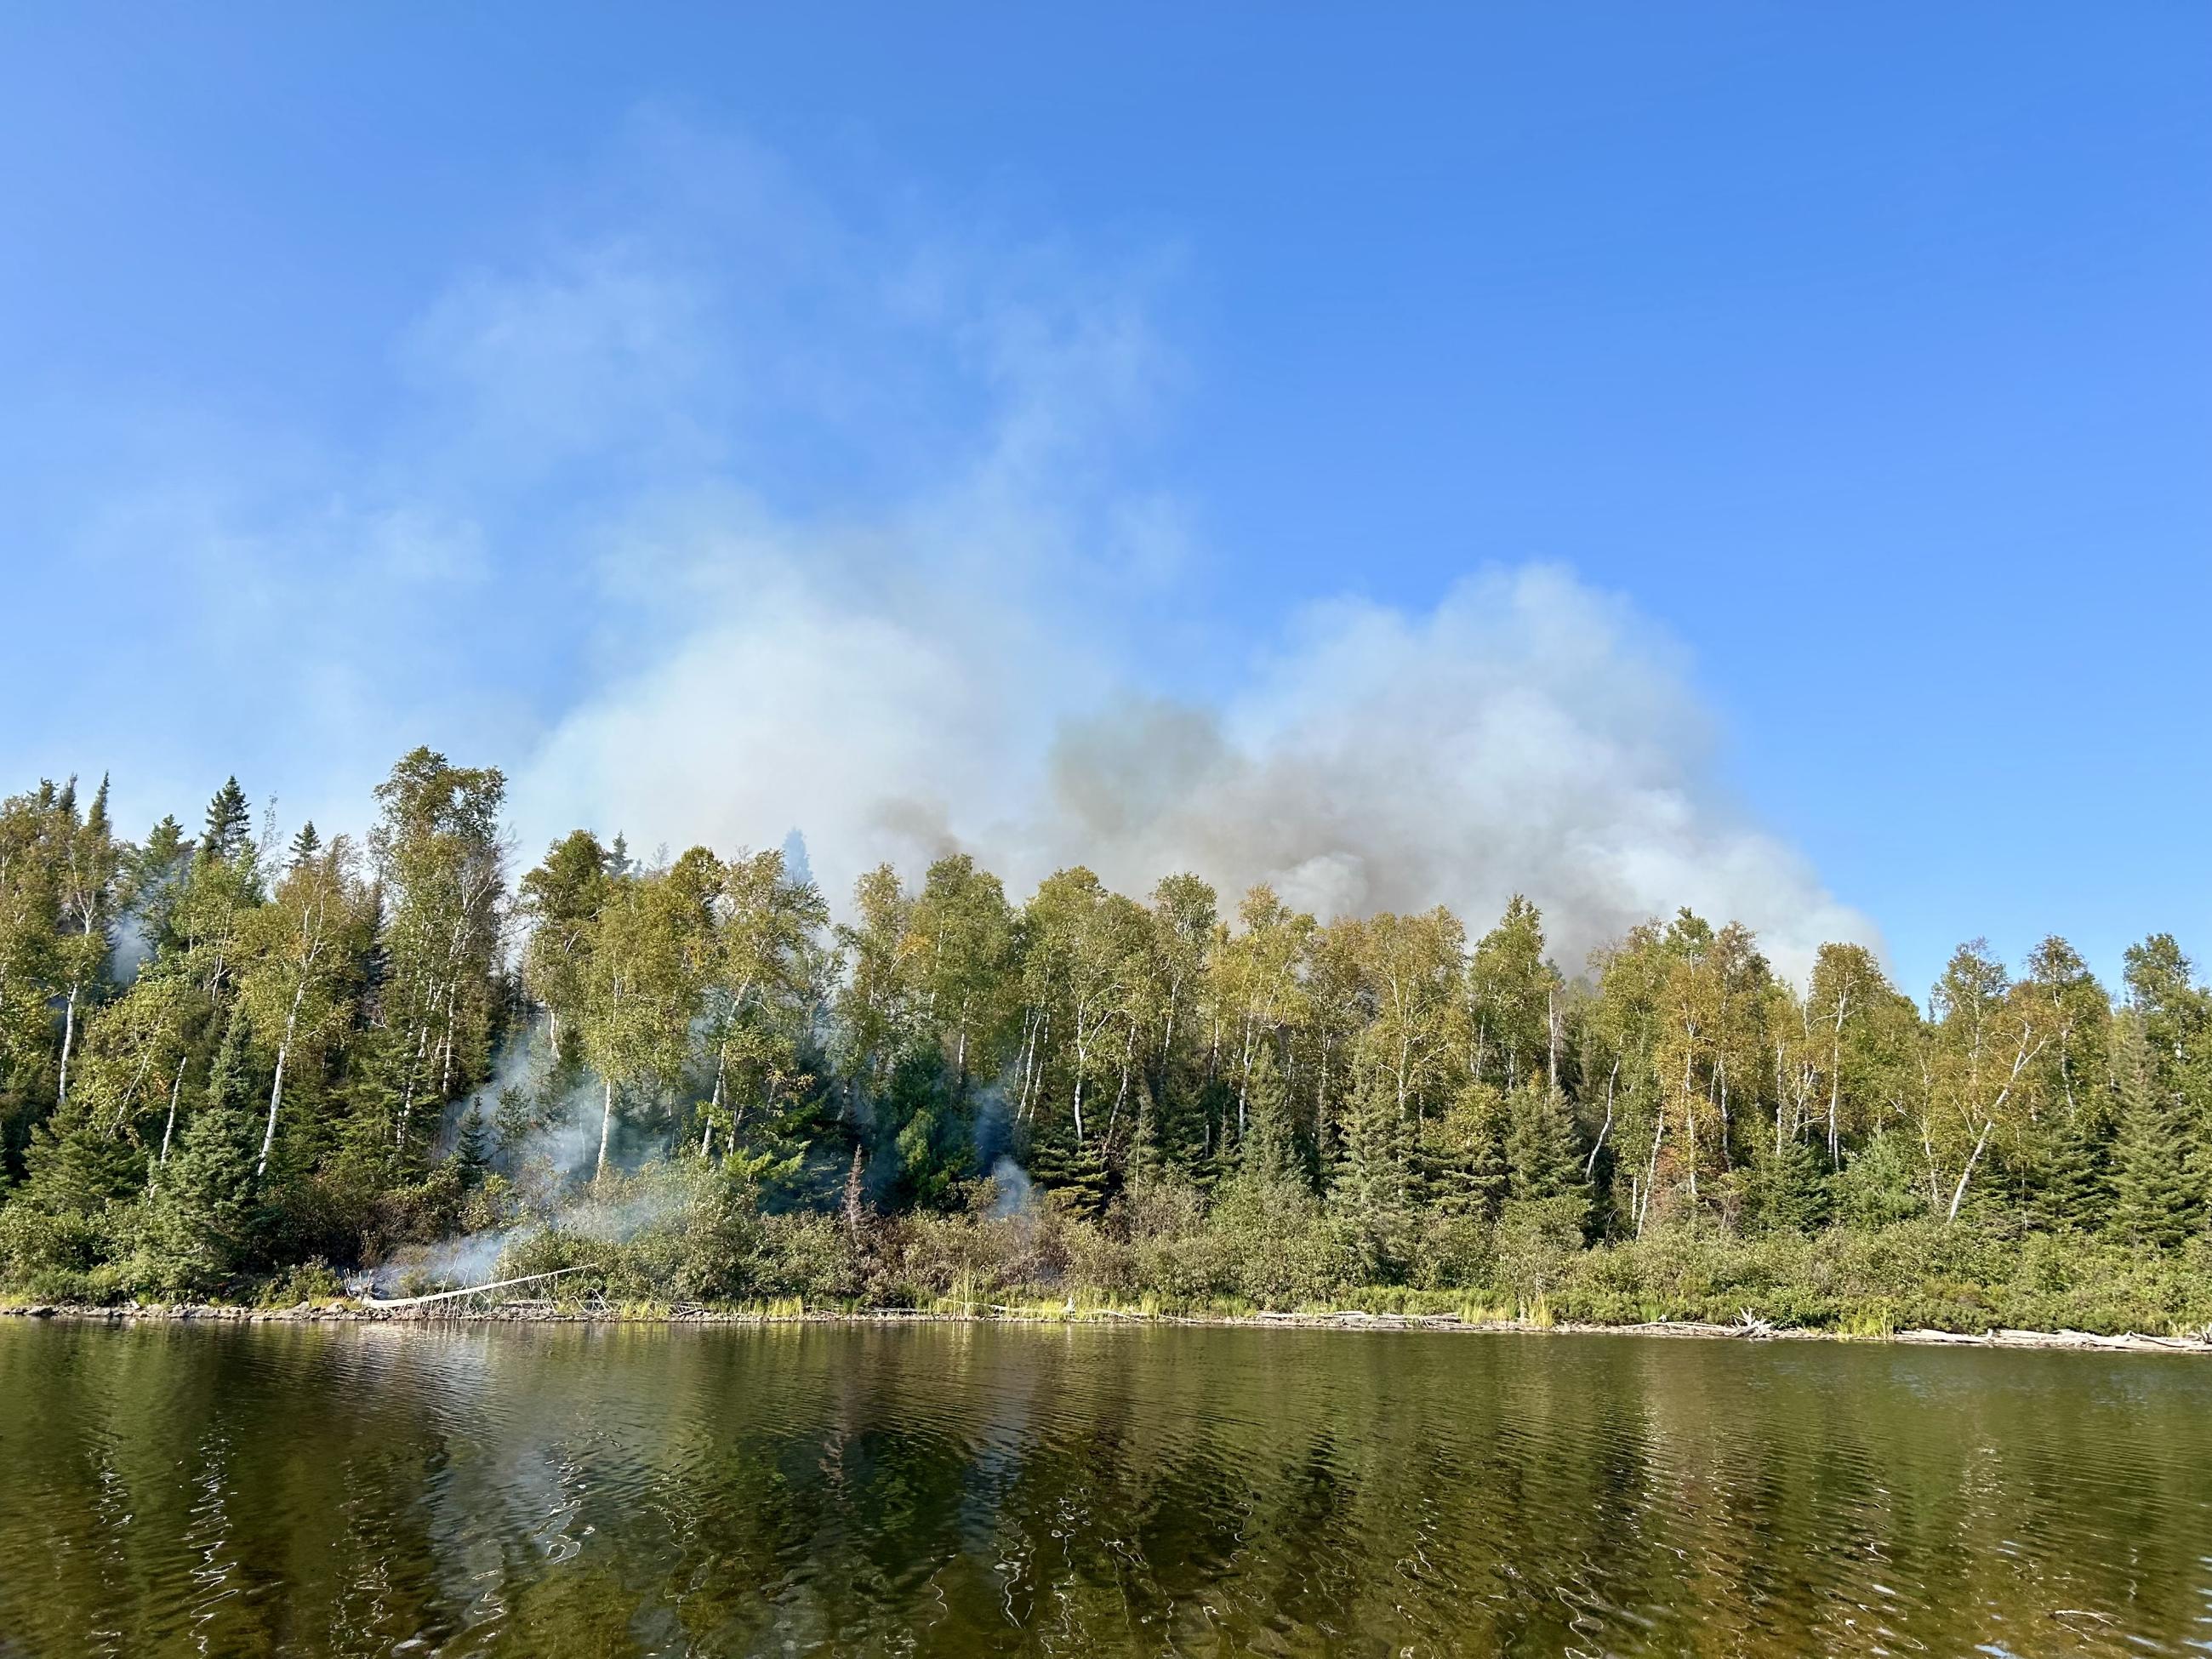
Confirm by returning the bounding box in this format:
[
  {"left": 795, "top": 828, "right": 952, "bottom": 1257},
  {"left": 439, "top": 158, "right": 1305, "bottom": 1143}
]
[{"left": 362, "top": 1266, "right": 589, "bottom": 1310}]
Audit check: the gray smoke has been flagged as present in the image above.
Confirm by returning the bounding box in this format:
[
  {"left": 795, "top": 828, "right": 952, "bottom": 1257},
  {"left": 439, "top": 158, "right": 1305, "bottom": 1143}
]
[
  {"left": 396, "top": 121, "right": 1878, "bottom": 985},
  {"left": 986, "top": 1156, "right": 1037, "bottom": 1222},
  {"left": 516, "top": 559, "right": 1874, "bottom": 983}
]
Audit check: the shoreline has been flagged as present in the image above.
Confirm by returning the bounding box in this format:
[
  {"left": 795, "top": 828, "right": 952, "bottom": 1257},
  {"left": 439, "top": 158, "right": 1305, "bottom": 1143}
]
[{"left": 5, "top": 1301, "right": 2208, "bottom": 1354}]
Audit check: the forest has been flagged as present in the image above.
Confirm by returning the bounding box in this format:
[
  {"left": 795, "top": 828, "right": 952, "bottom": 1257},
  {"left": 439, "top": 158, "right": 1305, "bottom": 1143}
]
[{"left": 3, "top": 747, "right": 2209, "bottom": 1333}]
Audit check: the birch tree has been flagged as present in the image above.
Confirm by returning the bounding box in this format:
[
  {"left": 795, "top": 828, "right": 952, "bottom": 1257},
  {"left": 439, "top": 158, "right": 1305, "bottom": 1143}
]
[
  {"left": 698, "top": 847, "right": 827, "bottom": 1153},
  {"left": 239, "top": 839, "right": 362, "bottom": 1177},
  {"left": 369, "top": 749, "right": 507, "bottom": 1149},
  {"left": 1919, "top": 941, "right": 2047, "bottom": 1223},
  {"left": 578, "top": 865, "right": 704, "bottom": 1180}
]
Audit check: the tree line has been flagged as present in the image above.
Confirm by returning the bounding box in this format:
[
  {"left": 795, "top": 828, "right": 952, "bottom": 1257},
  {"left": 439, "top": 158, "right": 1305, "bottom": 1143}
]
[{"left": 3, "top": 746, "right": 2208, "bottom": 1306}]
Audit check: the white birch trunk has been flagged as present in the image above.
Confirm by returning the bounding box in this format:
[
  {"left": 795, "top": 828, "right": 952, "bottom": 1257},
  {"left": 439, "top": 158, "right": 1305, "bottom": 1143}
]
[
  {"left": 596, "top": 1077, "right": 614, "bottom": 1180},
  {"left": 258, "top": 980, "right": 307, "bottom": 1177}
]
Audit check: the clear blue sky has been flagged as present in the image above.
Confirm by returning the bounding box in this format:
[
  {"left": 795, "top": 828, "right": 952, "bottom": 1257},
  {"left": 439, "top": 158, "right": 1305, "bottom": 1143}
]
[{"left": 2, "top": 5, "right": 2206, "bottom": 997}]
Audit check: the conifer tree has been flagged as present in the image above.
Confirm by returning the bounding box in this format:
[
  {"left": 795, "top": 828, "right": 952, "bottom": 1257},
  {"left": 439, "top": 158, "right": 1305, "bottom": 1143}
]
[
  {"left": 1026, "top": 1117, "right": 1109, "bottom": 1218},
  {"left": 135, "top": 1098, "right": 262, "bottom": 1297},
  {"left": 2110, "top": 1013, "right": 2198, "bottom": 1249},
  {"left": 1745, "top": 1132, "right": 1831, "bottom": 1234},
  {"left": 202, "top": 778, "right": 251, "bottom": 864},
  {"left": 1236, "top": 1042, "right": 1302, "bottom": 1194},
  {"left": 1332, "top": 1069, "right": 1406, "bottom": 1222},
  {"left": 453, "top": 1106, "right": 491, "bottom": 1189},
  {"left": 1505, "top": 1078, "right": 1584, "bottom": 1204},
  {"left": 1424, "top": 1081, "right": 1508, "bottom": 1222}
]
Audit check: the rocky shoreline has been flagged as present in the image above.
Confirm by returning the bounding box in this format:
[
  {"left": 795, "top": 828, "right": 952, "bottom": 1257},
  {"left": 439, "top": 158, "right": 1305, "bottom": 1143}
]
[{"left": 5, "top": 1300, "right": 2209, "bottom": 1354}]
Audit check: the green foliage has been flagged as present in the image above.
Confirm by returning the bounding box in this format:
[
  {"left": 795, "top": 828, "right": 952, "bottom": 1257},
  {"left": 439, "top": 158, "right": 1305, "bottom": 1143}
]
[
  {"left": 1424, "top": 1083, "right": 1508, "bottom": 1222},
  {"left": 454, "top": 1107, "right": 492, "bottom": 1189},
  {"left": 7, "top": 749, "right": 2212, "bottom": 1340},
  {"left": 1835, "top": 1131, "right": 1927, "bottom": 1229},
  {"left": 2111, "top": 1013, "right": 2200, "bottom": 1249},
  {"left": 130, "top": 1103, "right": 264, "bottom": 1298},
  {"left": 1743, "top": 1132, "right": 1833, "bottom": 1235},
  {"left": 1026, "top": 1119, "right": 1110, "bottom": 1220},
  {"left": 1505, "top": 1079, "right": 1586, "bottom": 1212}
]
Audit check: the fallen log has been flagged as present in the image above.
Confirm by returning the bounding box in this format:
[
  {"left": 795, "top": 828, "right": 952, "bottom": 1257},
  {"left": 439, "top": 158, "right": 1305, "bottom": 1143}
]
[{"left": 362, "top": 1267, "right": 590, "bottom": 1310}]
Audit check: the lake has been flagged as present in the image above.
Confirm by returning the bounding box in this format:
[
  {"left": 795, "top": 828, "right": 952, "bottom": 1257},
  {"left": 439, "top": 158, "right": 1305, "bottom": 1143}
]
[{"left": 1, "top": 1319, "right": 2206, "bottom": 1656}]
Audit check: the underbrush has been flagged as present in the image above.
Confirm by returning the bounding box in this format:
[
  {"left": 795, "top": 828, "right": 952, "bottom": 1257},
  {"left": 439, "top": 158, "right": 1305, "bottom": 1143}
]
[{"left": 9, "top": 1159, "right": 2209, "bottom": 1337}]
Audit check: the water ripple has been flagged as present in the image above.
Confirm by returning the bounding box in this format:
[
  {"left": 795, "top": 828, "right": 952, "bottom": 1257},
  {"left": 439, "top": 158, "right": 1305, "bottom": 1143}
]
[{"left": 1, "top": 1323, "right": 2209, "bottom": 1656}]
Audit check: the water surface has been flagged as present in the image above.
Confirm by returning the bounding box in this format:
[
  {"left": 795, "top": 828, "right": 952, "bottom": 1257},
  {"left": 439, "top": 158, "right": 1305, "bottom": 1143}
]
[{"left": 2, "top": 1319, "right": 2207, "bottom": 1656}]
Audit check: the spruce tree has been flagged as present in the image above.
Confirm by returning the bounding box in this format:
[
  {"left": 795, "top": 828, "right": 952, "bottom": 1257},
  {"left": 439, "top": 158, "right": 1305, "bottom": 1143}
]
[
  {"left": 135, "top": 1100, "right": 262, "bottom": 1298},
  {"left": 2035, "top": 1107, "right": 2111, "bottom": 1234},
  {"left": 1505, "top": 1079, "right": 1584, "bottom": 1204},
  {"left": 2110, "top": 1014, "right": 2198, "bottom": 1249},
  {"left": 202, "top": 778, "right": 250, "bottom": 863},
  {"left": 1025, "top": 1120, "right": 1109, "bottom": 1220},
  {"left": 1126, "top": 1087, "right": 1163, "bottom": 1193},
  {"left": 288, "top": 821, "right": 322, "bottom": 869},
  {"left": 1425, "top": 1082, "right": 1508, "bottom": 1222},
  {"left": 1746, "top": 1132, "right": 1831, "bottom": 1234},
  {"left": 1505, "top": 1079, "right": 1590, "bottom": 1241},
  {"left": 1237, "top": 1043, "right": 1302, "bottom": 1194},
  {"left": 454, "top": 1106, "right": 491, "bottom": 1189},
  {"left": 1331, "top": 1070, "right": 1406, "bottom": 1221}
]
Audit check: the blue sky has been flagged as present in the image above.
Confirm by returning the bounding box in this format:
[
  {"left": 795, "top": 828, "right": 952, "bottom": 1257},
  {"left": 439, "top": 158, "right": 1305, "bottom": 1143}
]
[{"left": 3, "top": 5, "right": 2207, "bottom": 995}]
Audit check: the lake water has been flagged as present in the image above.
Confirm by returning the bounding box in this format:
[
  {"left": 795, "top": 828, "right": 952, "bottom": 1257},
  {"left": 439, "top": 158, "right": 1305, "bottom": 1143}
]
[{"left": 2, "top": 1320, "right": 2208, "bottom": 1656}]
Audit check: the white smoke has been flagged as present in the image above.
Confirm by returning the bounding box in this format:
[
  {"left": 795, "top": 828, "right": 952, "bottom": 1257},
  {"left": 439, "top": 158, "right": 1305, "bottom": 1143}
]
[
  {"left": 1033, "top": 567, "right": 1876, "bottom": 979},
  {"left": 43, "top": 115, "right": 1872, "bottom": 987},
  {"left": 511, "top": 533, "right": 1873, "bottom": 983},
  {"left": 468, "top": 131, "right": 1877, "bottom": 986},
  {"left": 987, "top": 1157, "right": 1037, "bottom": 1222}
]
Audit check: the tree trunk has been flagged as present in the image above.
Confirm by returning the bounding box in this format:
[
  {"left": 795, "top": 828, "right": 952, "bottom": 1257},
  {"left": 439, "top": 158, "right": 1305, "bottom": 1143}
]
[
  {"left": 58, "top": 983, "right": 81, "bottom": 1106},
  {"left": 397, "top": 1019, "right": 429, "bottom": 1147},
  {"left": 438, "top": 981, "right": 459, "bottom": 1099},
  {"left": 1587, "top": 1058, "right": 1618, "bottom": 1180},
  {"left": 159, "top": 1065, "right": 183, "bottom": 1167},
  {"left": 1072, "top": 1041, "right": 1087, "bottom": 1144},
  {"left": 596, "top": 1077, "right": 615, "bottom": 1180},
  {"left": 1947, "top": 1118, "right": 1996, "bottom": 1223},
  {"left": 1107, "top": 1022, "right": 1135, "bottom": 1146},
  {"left": 259, "top": 982, "right": 306, "bottom": 1177},
  {"left": 1827, "top": 995, "right": 1847, "bottom": 1163},
  {"left": 1639, "top": 1110, "right": 1665, "bottom": 1237}
]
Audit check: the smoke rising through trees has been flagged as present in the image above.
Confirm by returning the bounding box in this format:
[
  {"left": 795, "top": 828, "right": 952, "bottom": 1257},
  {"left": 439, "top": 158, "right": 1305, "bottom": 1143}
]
[{"left": 3, "top": 746, "right": 2210, "bottom": 1330}]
